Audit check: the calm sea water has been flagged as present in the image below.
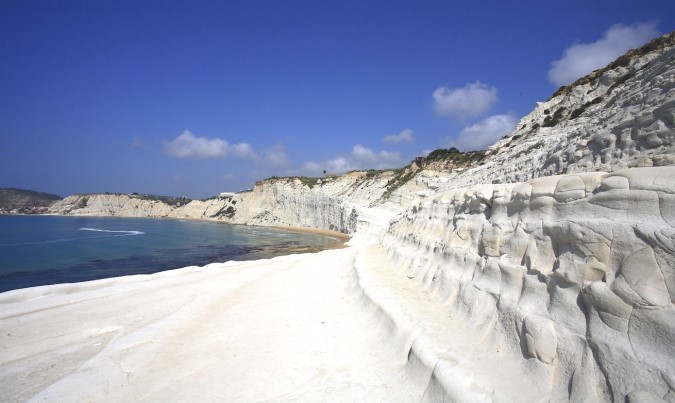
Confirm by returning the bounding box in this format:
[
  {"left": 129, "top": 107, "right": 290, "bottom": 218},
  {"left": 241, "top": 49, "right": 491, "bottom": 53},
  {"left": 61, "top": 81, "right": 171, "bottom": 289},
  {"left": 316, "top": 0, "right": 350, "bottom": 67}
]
[{"left": 0, "top": 215, "right": 337, "bottom": 293}]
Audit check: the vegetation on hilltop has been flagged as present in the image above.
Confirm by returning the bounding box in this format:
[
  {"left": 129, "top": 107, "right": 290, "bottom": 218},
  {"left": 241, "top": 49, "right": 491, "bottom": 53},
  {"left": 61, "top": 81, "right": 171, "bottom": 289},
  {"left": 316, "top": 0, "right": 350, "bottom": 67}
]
[
  {"left": 424, "top": 147, "right": 487, "bottom": 164},
  {"left": 0, "top": 188, "right": 63, "bottom": 214},
  {"left": 128, "top": 193, "right": 191, "bottom": 207},
  {"left": 297, "top": 176, "right": 323, "bottom": 188},
  {"left": 380, "top": 168, "right": 416, "bottom": 200},
  {"left": 260, "top": 175, "right": 328, "bottom": 189},
  {"left": 551, "top": 31, "right": 674, "bottom": 99},
  {"left": 257, "top": 146, "right": 491, "bottom": 201}
]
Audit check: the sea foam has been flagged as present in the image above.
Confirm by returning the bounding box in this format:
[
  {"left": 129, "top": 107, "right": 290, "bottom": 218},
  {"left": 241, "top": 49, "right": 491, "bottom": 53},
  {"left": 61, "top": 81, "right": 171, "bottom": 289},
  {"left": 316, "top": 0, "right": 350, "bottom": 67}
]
[{"left": 79, "top": 228, "right": 145, "bottom": 236}]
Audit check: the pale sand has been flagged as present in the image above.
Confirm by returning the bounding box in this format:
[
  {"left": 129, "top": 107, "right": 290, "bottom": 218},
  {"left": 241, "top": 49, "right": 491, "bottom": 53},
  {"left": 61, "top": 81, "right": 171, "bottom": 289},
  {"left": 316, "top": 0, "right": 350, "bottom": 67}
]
[
  {"left": 270, "top": 225, "right": 350, "bottom": 248},
  {"left": 0, "top": 247, "right": 421, "bottom": 402}
]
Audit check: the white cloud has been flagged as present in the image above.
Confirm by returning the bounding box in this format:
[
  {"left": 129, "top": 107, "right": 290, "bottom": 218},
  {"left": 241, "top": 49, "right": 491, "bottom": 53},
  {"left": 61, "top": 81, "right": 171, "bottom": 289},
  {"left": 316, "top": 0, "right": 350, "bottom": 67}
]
[
  {"left": 262, "top": 144, "right": 291, "bottom": 167},
  {"left": 352, "top": 145, "right": 402, "bottom": 169},
  {"left": 383, "top": 129, "right": 414, "bottom": 144},
  {"left": 351, "top": 144, "right": 378, "bottom": 163},
  {"left": 445, "top": 114, "right": 517, "bottom": 151},
  {"left": 164, "top": 130, "right": 229, "bottom": 159},
  {"left": 222, "top": 173, "right": 235, "bottom": 181},
  {"left": 301, "top": 161, "right": 323, "bottom": 176},
  {"left": 163, "top": 130, "right": 258, "bottom": 160},
  {"left": 230, "top": 143, "right": 258, "bottom": 160},
  {"left": 432, "top": 81, "right": 498, "bottom": 120},
  {"left": 548, "top": 21, "right": 659, "bottom": 87},
  {"left": 326, "top": 157, "right": 351, "bottom": 173},
  {"left": 130, "top": 136, "right": 145, "bottom": 149},
  {"left": 320, "top": 145, "right": 404, "bottom": 174}
]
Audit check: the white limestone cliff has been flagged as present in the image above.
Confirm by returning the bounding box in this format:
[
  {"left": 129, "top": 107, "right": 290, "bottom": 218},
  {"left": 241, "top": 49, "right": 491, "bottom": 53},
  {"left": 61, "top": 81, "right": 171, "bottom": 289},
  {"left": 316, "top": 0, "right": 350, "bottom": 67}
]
[
  {"left": 371, "top": 167, "right": 675, "bottom": 401},
  {"left": 49, "top": 194, "right": 176, "bottom": 217},
  {"left": 49, "top": 193, "right": 239, "bottom": 221},
  {"left": 39, "top": 32, "right": 675, "bottom": 402}
]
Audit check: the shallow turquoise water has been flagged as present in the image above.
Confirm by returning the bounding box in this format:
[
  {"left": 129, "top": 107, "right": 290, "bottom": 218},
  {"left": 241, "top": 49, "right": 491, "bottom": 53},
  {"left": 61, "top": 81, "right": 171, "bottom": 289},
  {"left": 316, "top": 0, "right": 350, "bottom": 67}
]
[{"left": 0, "top": 215, "right": 336, "bottom": 292}]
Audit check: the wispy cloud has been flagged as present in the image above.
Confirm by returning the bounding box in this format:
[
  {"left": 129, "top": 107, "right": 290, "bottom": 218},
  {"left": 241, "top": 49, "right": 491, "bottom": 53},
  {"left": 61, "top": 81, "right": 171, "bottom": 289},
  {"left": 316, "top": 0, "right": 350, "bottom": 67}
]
[
  {"left": 262, "top": 144, "right": 291, "bottom": 167},
  {"left": 130, "top": 136, "right": 145, "bottom": 149},
  {"left": 444, "top": 114, "right": 517, "bottom": 151},
  {"left": 383, "top": 129, "right": 414, "bottom": 144},
  {"left": 548, "top": 21, "right": 659, "bottom": 87},
  {"left": 432, "top": 81, "right": 497, "bottom": 120},
  {"left": 163, "top": 130, "right": 257, "bottom": 160}
]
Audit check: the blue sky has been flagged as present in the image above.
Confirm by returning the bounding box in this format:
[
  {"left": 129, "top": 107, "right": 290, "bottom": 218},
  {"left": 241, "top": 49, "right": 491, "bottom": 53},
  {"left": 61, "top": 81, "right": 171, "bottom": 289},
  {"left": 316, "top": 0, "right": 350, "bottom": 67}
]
[{"left": 1, "top": 1, "right": 673, "bottom": 198}]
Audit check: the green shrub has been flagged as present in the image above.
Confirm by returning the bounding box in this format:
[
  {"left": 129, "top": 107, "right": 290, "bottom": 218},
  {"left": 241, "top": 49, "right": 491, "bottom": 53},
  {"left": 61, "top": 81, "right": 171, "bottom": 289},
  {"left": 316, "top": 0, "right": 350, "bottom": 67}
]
[{"left": 77, "top": 196, "right": 89, "bottom": 209}]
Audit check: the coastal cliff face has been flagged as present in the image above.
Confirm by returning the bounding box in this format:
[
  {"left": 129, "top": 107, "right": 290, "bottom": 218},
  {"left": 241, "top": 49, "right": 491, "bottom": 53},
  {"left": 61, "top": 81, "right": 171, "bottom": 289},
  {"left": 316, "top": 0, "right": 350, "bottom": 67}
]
[
  {"left": 365, "top": 33, "right": 674, "bottom": 402},
  {"left": 378, "top": 167, "right": 675, "bottom": 401},
  {"left": 48, "top": 171, "right": 398, "bottom": 235},
  {"left": 43, "top": 33, "right": 675, "bottom": 401},
  {"left": 229, "top": 172, "right": 397, "bottom": 234},
  {"left": 49, "top": 194, "right": 176, "bottom": 217},
  {"left": 209, "top": 170, "right": 414, "bottom": 245},
  {"left": 360, "top": 34, "right": 674, "bottom": 402},
  {"left": 49, "top": 193, "right": 240, "bottom": 221}
]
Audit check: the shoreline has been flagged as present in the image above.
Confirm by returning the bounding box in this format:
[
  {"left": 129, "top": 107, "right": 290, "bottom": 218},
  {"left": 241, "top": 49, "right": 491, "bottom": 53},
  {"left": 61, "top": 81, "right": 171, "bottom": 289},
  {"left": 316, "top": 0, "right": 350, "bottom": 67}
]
[
  {"left": 0, "top": 215, "right": 349, "bottom": 294},
  {"left": 3, "top": 213, "right": 350, "bottom": 253},
  {"left": 269, "top": 225, "right": 350, "bottom": 249},
  {"left": 166, "top": 216, "right": 351, "bottom": 250},
  {"left": 29, "top": 213, "right": 352, "bottom": 249}
]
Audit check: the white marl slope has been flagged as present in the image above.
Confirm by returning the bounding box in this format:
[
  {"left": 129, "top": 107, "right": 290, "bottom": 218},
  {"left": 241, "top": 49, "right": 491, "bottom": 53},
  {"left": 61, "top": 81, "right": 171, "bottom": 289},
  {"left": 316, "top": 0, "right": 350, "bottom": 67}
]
[
  {"left": 353, "top": 32, "right": 675, "bottom": 403},
  {"left": 399, "top": 33, "right": 675, "bottom": 197}
]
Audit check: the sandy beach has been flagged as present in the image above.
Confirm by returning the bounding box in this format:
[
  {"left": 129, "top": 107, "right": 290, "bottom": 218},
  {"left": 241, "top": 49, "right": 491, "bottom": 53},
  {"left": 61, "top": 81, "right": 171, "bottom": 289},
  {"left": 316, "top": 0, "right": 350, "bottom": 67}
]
[{"left": 270, "top": 225, "right": 351, "bottom": 248}]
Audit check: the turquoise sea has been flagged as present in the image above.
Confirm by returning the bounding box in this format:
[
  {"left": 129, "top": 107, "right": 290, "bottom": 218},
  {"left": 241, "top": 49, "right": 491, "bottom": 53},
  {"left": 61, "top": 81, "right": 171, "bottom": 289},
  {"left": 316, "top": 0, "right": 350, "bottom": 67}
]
[{"left": 0, "top": 215, "right": 337, "bottom": 293}]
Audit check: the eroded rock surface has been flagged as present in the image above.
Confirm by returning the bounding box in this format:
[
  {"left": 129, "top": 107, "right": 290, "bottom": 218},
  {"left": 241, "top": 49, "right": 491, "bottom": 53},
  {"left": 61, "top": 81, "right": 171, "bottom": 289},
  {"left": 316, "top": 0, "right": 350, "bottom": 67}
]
[{"left": 377, "top": 167, "right": 675, "bottom": 401}]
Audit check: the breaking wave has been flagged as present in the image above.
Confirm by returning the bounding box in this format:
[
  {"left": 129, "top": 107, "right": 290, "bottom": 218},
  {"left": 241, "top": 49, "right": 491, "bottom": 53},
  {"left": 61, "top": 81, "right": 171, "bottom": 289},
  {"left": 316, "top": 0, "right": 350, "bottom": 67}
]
[{"left": 79, "top": 228, "right": 145, "bottom": 236}]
